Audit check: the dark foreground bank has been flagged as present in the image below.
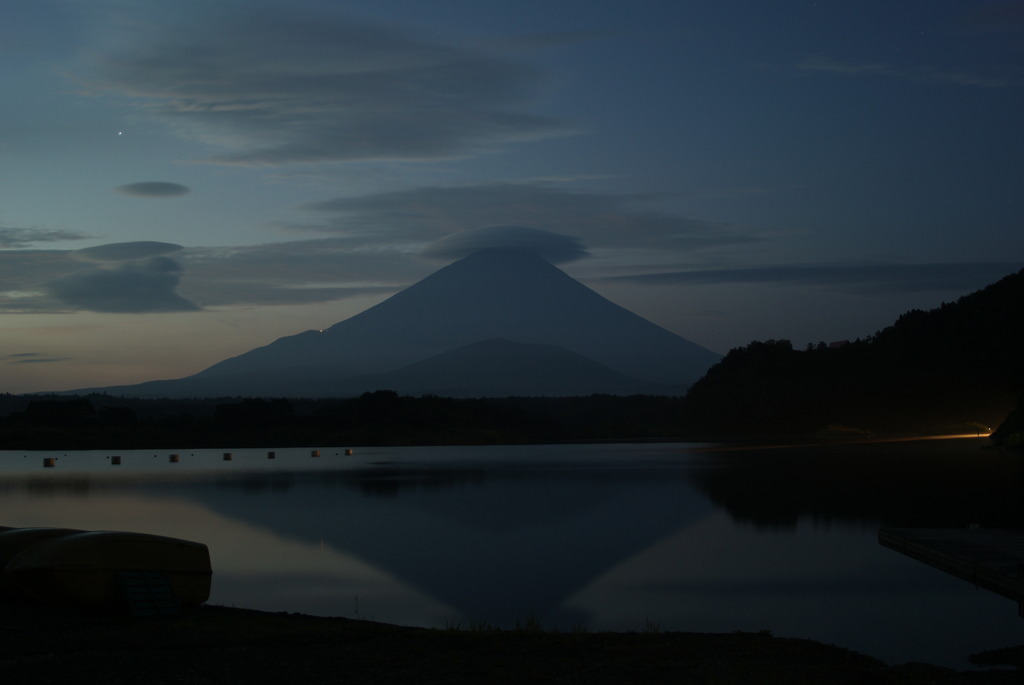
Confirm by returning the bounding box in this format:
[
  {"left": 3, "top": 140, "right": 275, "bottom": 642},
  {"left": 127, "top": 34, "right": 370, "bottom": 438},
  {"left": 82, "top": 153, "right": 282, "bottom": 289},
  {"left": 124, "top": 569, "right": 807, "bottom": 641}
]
[{"left": 0, "top": 599, "right": 1017, "bottom": 685}]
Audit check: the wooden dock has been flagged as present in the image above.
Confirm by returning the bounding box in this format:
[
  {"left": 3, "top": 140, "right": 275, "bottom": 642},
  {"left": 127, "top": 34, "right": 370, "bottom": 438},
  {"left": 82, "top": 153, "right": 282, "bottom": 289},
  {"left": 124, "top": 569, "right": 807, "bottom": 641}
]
[{"left": 879, "top": 527, "right": 1024, "bottom": 612}]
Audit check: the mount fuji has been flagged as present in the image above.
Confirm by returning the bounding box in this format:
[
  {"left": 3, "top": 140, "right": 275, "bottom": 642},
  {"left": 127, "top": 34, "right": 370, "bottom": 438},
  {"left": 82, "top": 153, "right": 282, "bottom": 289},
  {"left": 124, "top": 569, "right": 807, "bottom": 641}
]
[{"left": 83, "top": 248, "right": 720, "bottom": 397}]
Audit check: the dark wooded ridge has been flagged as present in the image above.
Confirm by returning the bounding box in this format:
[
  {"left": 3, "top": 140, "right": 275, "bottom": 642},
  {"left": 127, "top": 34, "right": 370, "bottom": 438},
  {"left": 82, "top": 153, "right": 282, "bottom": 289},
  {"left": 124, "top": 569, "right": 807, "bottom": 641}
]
[{"left": 680, "top": 268, "right": 1024, "bottom": 441}]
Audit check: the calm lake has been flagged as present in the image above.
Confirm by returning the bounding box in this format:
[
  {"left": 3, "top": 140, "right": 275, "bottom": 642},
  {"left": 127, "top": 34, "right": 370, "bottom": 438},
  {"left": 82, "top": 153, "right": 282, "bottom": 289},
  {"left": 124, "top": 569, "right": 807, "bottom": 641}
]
[{"left": 1, "top": 440, "right": 1020, "bottom": 669}]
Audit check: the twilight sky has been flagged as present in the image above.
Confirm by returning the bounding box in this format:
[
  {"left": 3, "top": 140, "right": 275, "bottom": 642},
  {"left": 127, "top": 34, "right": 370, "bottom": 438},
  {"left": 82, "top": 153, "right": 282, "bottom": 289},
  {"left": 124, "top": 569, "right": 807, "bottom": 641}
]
[{"left": 2, "top": 0, "right": 1022, "bottom": 394}]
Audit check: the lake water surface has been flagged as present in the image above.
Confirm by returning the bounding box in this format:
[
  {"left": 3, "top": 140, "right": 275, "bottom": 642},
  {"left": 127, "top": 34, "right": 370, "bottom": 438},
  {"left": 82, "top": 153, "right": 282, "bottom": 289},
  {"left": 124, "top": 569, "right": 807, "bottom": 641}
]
[{"left": 1, "top": 441, "right": 1020, "bottom": 669}]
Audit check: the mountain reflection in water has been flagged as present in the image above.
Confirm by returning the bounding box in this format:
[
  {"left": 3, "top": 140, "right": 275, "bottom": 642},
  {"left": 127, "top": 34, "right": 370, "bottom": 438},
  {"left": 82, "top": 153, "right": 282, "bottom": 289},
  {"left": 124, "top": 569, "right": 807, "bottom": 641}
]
[
  {"left": 0, "top": 440, "right": 1021, "bottom": 669},
  {"left": 195, "top": 463, "right": 709, "bottom": 627}
]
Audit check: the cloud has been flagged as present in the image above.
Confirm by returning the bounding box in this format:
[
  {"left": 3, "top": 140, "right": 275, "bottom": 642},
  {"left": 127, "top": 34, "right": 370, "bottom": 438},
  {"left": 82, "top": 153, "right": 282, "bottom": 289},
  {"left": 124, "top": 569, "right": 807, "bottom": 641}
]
[
  {"left": 177, "top": 239, "right": 427, "bottom": 307},
  {"left": 304, "top": 182, "right": 753, "bottom": 254},
  {"left": 1, "top": 179, "right": 753, "bottom": 313},
  {"left": 1, "top": 243, "right": 191, "bottom": 314},
  {"left": 0, "top": 226, "right": 90, "bottom": 248},
  {"left": 74, "top": 241, "right": 185, "bottom": 261},
  {"left": 421, "top": 225, "right": 587, "bottom": 263},
  {"left": 5, "top": 353, "right": 70, "bottom": 365},
  {"left": 84, "top": 7, "right": 571, "bottom": 165},
  {"left": 0, "top": 238, "right": 417, "bottom": 313},
  {"left": 116, "top": 182, "right": 190, "bottom": 198},
  {"left": 797, "top": 56, "right": 1023, "bottom": 88},
  {"left": 600, "top": 262, "right": 1024, "bottom": 295},
  {"left": 46, "top": 256, "right": 200, "bottom": 313},
  {"left": 0, "top": 251, "right": 85, "bottom": 312}
]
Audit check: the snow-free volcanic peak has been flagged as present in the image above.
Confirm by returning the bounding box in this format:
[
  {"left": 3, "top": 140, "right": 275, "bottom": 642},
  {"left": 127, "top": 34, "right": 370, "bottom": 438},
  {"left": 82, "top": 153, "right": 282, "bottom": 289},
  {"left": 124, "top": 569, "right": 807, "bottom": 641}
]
[{"left": 76, "top": 246, "right": 720, "bottom": 397}]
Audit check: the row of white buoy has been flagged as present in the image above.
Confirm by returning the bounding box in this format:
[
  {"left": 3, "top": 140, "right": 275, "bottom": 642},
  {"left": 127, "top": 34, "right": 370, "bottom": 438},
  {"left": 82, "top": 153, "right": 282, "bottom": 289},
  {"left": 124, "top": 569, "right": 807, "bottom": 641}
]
[{"left": 39, "top": 448, "right": 354, "bottom": 468}]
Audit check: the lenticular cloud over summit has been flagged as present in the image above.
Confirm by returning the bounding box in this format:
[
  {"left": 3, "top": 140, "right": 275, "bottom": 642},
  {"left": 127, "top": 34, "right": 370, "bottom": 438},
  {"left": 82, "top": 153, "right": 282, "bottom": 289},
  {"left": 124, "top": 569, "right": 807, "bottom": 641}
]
[{"left": 421, "top": 226, "right": 587, "bottom": 264}]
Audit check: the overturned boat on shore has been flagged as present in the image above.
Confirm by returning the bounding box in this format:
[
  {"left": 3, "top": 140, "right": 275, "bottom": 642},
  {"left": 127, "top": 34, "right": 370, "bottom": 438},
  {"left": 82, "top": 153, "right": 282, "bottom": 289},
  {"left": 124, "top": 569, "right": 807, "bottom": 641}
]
[
  {"left": 1, "top": 528, "right": 211, "bottom": 613},
  {"left": 0, "top": 527, "right": 85, "bottom": 571}
]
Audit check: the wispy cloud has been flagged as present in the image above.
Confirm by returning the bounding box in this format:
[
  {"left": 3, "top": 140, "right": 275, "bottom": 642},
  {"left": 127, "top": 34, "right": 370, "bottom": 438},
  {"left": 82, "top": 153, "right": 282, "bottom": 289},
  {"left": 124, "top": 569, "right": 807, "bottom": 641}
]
[
  {"left": 116, "top": 183, "right": 759, "bottom": 310},
  {"left": 32, "top": 180, "right": 1008, "bottom": 315},
  {"left": 83, "top": 7, "right": 572, "bottom": 165},
  {"left": 74, "top": 241, "right": 186, "bottom": 262},
  {"left": 0, "top": 238, "right": 421, "bottom": 313},
  {"left": 601, "top": 262, "right": 1024, "bottom": 295},
  {"left": 115, "top": 182, "right": 190, "bottom": 198},
  {"left": 0, "top": 226, "right": 90, "bottom": 248},
  {"left": 0, "top": 178, "right": 758, "bottom": 313},
  {"left": 4, "top": 353, "right": 70, "bottom": 365},
  {"left": 421, "top": 225, "right": 587, "bottom": 264},
  {"left": 304, "top": 182, "right": 754, "bottom": 253},
  {"left": 797, "top": 56, "right": 1023, "bottom": 88},
  {"left": 177, "top": 239, "right": 424, "bottom": 307},
  {"left": 1, "top": 251, "right": 85, "bottom": 312}
]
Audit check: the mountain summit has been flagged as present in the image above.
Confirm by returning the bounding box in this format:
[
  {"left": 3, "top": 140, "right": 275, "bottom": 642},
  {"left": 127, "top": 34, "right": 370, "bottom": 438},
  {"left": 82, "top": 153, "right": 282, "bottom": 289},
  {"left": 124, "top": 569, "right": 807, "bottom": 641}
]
[{"left": 87, "top": 248, "right": 720, "bottom": 397}]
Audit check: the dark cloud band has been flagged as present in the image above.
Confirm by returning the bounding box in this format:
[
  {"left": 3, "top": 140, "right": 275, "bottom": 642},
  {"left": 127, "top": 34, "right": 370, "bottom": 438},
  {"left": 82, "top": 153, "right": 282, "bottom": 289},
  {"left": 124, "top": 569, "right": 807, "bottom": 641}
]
[
  {"left": 75, "top": 241, "right": 185, "bottom": 262},
  {"left": 421, "top": 225, "right": 586, "bottom": 264},
  {"left": 603, "top": 262, "right": 1024, "bottom": 294},
  {"left": 0, "top": 227, "right": 89, "bottom": 248},
  {"left": 46, "top": 257, "right": 200, "bottom": 313},
  {"left": 304, "top": 182, "right": 749, "bottom": 253},
  {"left": 116, "top": 182, "right": 190, "bottom": 198},
  {"left": 4, "top": 353, "right": 70, "bottom": 365}
]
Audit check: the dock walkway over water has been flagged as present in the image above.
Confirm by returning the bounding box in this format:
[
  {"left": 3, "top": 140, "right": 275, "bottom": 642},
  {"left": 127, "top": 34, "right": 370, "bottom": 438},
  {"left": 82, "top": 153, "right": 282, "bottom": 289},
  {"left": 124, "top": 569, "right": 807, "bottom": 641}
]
[{"left": 879, "top": 527, "right": 1024, "bottom": 613}]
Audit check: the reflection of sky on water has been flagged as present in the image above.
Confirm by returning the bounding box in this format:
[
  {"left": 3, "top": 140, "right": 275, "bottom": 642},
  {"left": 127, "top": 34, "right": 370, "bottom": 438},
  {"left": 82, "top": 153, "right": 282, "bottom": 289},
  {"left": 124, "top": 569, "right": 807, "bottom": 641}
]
[
  {"left": 0, "top": 444, "right": 713, "bottom": 629},
  {"left": 0, "top": 490, "right": 453, "bottom": 624},
  {"left": 567, "top": 511, "right": 1022, "bottom": 667},
  {"left": 1, "top": 442, "right": 1021, "bottom": 668}
]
